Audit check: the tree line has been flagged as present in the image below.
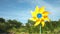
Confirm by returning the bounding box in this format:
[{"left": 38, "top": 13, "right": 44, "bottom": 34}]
[{"left": 0, "top": 18, "right": 60, "bottom": 34}]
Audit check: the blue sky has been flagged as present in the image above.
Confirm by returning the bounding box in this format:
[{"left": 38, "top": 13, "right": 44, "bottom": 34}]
[{"left": 0, "top": 0, "right": 60, "bottom": 24}]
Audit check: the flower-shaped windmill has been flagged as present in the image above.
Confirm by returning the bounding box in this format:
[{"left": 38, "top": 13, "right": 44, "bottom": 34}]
[{"left": 30, "top": 6, "right": 50, "bottom": 34}]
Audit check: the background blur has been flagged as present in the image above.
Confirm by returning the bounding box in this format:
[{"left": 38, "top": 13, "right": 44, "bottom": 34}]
[{"left": 0, "top": 0, "right": 60, "bottom": 34}]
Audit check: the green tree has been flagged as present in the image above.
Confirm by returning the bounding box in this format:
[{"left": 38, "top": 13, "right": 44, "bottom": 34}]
[
  {"left": 7, "top": 19, "right": 22, "bottom": 28},
  {"left": 0, "top": 18, "right": 5, "bottom": 23}
]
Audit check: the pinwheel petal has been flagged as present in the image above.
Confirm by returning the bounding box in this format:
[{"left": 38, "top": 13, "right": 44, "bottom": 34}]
[
  {"left": 39, "top": 6, "right": 45, "bottom": 13},
  {"left": 35, "top": 6, "right": 39, "bottom": 12},
  {"left": 34, "top": 21, "right": 40, "bottom": 26},
  {"left": 44, "top": 17, "right": 50, "bottom": 22},
  {"left": 31, "top": 11, "right": 36, "bottom": 17},
  {"left": 41, "top": 22, "right": 45, "bottom": 27},
  {"left": 29, "top": 17, "right": 37, "bottom": 21},
  {"left": 42, "top": 11, "right": 49, "bottom": 16}
]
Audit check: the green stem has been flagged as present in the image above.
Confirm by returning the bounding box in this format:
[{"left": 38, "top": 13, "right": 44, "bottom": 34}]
[{"left": 40, "top": 25, "right": 41, "bottom": 34}]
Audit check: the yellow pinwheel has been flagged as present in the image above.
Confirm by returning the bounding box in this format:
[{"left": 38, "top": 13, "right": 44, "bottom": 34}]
[{"left": 30, "top": 6, "right": 50, "bottom": 27}]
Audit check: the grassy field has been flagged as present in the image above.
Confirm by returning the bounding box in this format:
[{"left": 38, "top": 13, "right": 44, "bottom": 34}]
[{"left": 7, "top": 27, "right": 60, "bottom": 34}]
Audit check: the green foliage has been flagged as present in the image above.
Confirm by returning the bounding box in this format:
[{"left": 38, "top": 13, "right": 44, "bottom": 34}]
[
  {"left": 0, "top": 18, "right": 60, "bottom": 34},
  {"left": 0, "top": 18, "right": 5, "bottom": 23},
  {"left": 0, "top": 18, "right": 22, "bottom": 33},
  {"left": 7, "top": 20, "right": 22, "bottom": 28}
]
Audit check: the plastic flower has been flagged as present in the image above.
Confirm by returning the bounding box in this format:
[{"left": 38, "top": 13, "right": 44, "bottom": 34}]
[{"left": 30, "top": 6, "right": 50, "bottom": 27}]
